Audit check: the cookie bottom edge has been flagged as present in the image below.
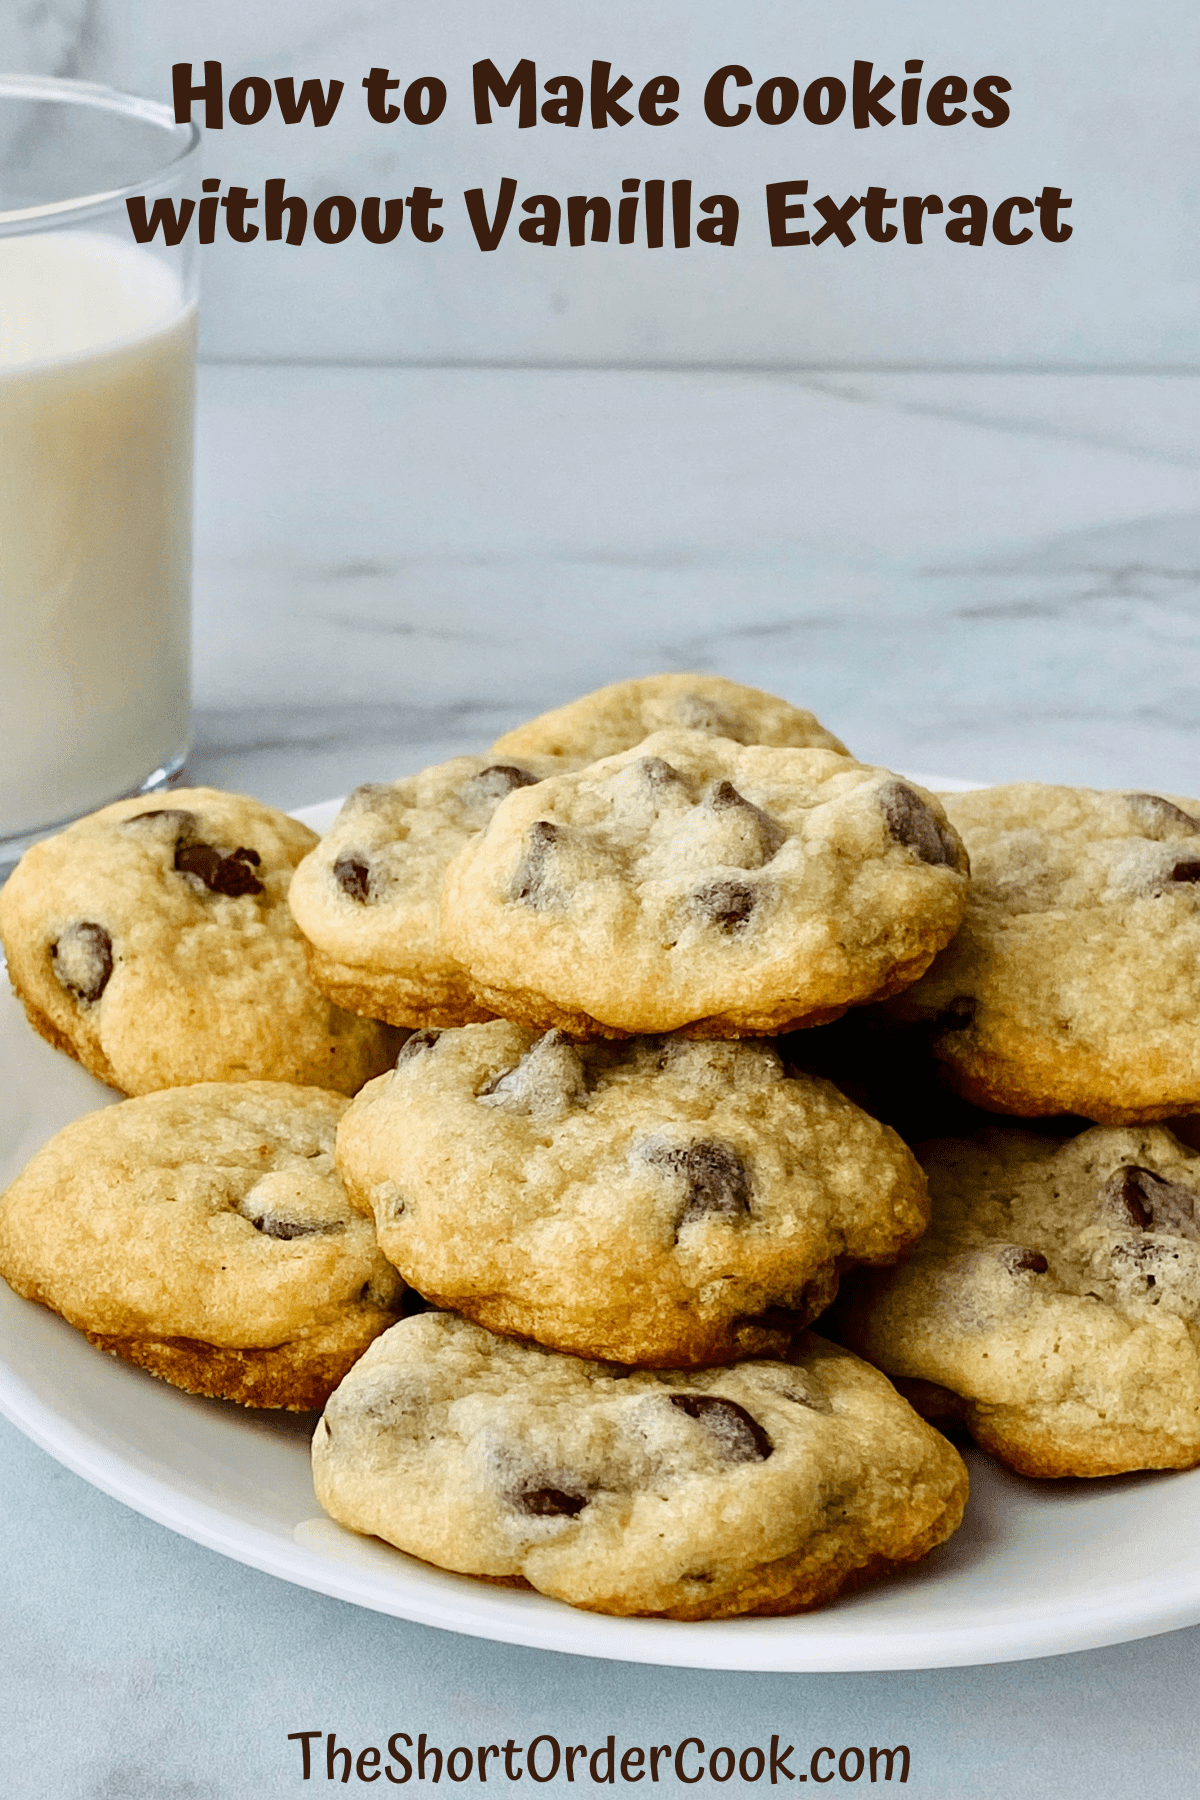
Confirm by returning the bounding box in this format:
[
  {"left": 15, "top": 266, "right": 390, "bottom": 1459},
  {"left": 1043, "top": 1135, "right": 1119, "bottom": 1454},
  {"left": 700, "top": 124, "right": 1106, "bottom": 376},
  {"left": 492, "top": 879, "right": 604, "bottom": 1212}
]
[
  {"left": 894, "top": 1378, "right": 1200, "bottom": 1480},
  {"left": 932, "top": 1036, "right": 1200, "bottom": 1128},
  {"left": 306, "top": 944, "right": 496, "bottom": 1031},
  {"left": 85, "top": 1313, "right": 400, "bottom": 1411}
]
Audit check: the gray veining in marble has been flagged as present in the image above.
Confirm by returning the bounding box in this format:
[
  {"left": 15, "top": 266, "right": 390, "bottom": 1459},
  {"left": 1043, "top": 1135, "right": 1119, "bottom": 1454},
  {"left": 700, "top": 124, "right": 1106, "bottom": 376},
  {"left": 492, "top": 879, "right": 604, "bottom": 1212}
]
[
  {"left": 3, "top": 0, "right": 91, "bottom": 79},
  {"left": 188, "top": 367, "right": 1200, "bottom": 809}
]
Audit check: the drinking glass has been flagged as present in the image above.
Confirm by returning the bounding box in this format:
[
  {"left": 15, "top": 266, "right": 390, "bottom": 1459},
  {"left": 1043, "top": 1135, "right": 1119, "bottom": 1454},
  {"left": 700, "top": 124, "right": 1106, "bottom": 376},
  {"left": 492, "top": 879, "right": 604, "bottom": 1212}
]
[{"left": 0, "top": 75, "right": 200, "bottom": 866}]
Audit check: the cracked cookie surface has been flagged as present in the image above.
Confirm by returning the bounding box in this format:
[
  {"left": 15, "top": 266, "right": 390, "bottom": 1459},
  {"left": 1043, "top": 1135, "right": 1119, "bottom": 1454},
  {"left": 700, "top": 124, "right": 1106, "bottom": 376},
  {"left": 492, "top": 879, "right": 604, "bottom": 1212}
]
[
  {"left": 287, "top": 755, "right": 575, "bottom": 1029},
  {"left": 894, "top": 783, "right": 1200, "bottom": 1122},
  {"left": 0, "top": 788, "right": 400, "bottom": 1095},
  {"left": 490, "top": 672, "right": 849, "bottom": 763},
  {"left": 336, "top": 1025, "right": 929, "bottom": 1366},
  {"left": 312, "top": 1313, "right": 968, "bottom": 1618},
  {"left": 0, "top": 1082, "right": 405, "bottom": 1408},
  {"left": 439, "top": 732, "right": 969, "bottom": 1037},
  {"left": 838, "top": 1125, "right": 1200, "bottom": 1476}
]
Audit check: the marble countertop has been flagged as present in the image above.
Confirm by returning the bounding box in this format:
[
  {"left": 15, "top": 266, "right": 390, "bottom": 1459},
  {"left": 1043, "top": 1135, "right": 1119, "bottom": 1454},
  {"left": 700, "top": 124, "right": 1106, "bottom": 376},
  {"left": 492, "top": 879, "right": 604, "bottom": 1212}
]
[
  {"left": 187, "top": 366, "right": 1200, "bottom": 808},
  {"left": 4, "top": 365, "right": 1200, "bottom": 1798}
]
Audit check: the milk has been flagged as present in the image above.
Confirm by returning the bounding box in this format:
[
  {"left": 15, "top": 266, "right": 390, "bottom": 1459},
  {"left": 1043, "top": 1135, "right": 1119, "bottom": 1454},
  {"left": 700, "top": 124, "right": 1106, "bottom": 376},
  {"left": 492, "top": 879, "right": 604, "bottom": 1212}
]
[{"left": 0, "top": 231, "right": 194, "bottom": 841}]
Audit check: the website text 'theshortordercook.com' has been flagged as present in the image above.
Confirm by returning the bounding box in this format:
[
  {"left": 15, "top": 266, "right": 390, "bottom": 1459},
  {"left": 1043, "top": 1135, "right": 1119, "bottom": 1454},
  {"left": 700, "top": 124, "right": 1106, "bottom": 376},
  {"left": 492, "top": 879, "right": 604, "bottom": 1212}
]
[{"left": 287, "top": 1730, "right": 913, "bottom": 1785}]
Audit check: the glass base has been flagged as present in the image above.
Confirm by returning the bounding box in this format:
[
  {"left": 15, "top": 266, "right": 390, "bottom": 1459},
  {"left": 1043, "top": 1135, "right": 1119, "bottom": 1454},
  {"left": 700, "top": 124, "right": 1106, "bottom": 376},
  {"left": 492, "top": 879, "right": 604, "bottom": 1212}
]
[{"left": 0, "top": 750, "right": 189, "bottom": 881}]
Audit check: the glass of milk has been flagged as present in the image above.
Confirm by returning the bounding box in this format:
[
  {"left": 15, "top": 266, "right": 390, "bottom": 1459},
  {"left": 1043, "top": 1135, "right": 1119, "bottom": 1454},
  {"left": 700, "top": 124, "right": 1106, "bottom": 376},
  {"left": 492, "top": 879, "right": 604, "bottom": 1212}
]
[{"left": 0, "top": 75, "right": 200, "bottom": 866}]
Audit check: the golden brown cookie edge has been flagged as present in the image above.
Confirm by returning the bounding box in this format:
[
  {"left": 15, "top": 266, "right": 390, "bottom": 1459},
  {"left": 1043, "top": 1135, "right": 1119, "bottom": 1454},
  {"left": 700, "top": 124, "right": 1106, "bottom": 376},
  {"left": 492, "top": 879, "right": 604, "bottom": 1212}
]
[{"left": 84, "top": 1305, "right": 401, "bottom": 1411}]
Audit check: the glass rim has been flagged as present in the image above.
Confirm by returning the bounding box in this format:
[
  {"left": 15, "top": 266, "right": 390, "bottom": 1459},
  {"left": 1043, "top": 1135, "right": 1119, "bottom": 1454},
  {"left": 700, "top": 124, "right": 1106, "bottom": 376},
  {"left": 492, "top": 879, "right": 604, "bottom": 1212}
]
[{"left": 0, "top": 73, "right": 201, "bottom": 230}]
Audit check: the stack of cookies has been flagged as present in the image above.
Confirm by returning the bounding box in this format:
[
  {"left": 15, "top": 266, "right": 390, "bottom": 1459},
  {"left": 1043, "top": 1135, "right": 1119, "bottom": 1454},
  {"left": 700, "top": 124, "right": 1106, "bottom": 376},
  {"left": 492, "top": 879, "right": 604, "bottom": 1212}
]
[
  {"left": 285, "top": 674, "right": 974, "bottom": 1616},
  {"left": 831, "top": 782, "right": 1200, "bottom": 1480},
  {"left": 0, "top": 790, "right": 406, "bottom": 1407},
  {"left": 6, "top": 671, "right": 1198, "bottom": 1618}
]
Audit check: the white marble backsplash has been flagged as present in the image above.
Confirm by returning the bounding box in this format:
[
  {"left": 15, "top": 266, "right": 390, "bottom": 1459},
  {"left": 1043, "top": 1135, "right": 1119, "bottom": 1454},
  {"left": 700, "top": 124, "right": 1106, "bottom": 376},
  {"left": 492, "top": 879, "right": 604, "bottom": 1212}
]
[
  {"left": 188, "top": 367, "right": 1200, "bottom": 809},
  {"left": 4, "top": 0, "right": 90, "bottom": 78},
  {"left": 8, "top": 0, "right": 1198, "bottom": 366}
]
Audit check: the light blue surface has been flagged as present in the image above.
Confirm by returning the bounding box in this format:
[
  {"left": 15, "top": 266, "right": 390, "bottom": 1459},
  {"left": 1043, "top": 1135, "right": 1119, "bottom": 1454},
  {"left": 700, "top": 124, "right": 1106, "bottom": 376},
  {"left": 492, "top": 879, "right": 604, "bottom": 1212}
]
[
  {"left": 5, "top": 365, "right": 1200, "bottom": 1795},
  {"left": 4, "top": 1417, "right": 1200, "bottom": 1797}
]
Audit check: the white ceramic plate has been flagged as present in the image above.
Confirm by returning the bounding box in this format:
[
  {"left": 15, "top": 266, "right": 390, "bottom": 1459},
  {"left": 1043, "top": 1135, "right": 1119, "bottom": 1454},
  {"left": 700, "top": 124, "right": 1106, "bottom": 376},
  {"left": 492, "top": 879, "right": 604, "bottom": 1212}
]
[{"left": 4, "top": 786, "right": 1200, "bottom": 1671}]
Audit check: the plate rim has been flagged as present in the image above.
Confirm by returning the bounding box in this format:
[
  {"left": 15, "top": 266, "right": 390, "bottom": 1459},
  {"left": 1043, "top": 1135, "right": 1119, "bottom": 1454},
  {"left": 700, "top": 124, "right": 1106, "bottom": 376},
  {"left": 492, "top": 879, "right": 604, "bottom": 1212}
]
[{"left": 6, "top": 1333, "right": 1200, "bottom": 1672}]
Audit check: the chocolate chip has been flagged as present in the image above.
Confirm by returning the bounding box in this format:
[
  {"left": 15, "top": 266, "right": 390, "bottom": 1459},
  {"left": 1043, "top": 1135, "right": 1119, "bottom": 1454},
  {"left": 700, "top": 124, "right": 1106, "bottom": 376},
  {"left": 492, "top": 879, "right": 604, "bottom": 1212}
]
[
  {"left": 1001, "top": 1247, "right": 1049, "bottom": 1275},
  {"left": 175, "top": 844, "right": 223, "bottom": 885},
  {"left": 669, "top": 1394, "right": 773, "bottom": 1462},
  {"left": 333, "top": 853, "right": 372, "bottom": 902},
  {"left": 458, "top": 765, "right": 545, "bottom": 831},
  {"left": 396, "top": 1028, "right": 442, "bottom": 1065},
  {"left": 467, "top": 764, "right": 541, "bottom": 803},
  {"left": 707, "top": 780, "right": 786, "bottom": 858},
  {"left": 479, "top": 1028, "right": 588, "bottom": 1116},
  {"left": 880, "top": 781, "right": 959, "bottom": 869},
  {"left": 636, "top": 755, "right": 686, "bottom": 791},
  {"left": 1170, "top": 861, "right": 1200, "bottom": 883},
  {"left": 174, "top": 841, "right": 264, "bottom": 897},
  {"left": 691, "top": 878, "right": 756, "bottom": 932},
  {"left": 125, "top": 809, "right": 263, "bottom": 895},
  {"left": 509, "top": 819, "right": 560, "bottom": 906},
  {"left": 1124, "top": 793, "right": 1200, "bottom": 839},
  {"left": 1100, "top": 1165, "right": 1200, "bottom": 1240},
  {"left": 1102, "top": 1166, "right": 1155, "bottom": 1230},
  {"left": 517, "top": 1485, "right": 589, "bottom": 1518},
  {"left": 248, "top": 1215, "right": 345, "bottom": 1241},
  {"left": 51, "top": 921, "right": 113, "bottom": 1004},
  {"left": 1145, "top": 1174, "right": 1200, "bottom": 1240},
  {"left": 644, "top": 1139, "right": 752, "bottom": 1230}
]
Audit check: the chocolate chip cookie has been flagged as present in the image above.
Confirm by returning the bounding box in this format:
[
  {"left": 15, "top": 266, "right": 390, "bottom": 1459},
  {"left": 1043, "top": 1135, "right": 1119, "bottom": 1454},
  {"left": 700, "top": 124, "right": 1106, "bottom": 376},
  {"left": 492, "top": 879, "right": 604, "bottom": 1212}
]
[
  {"left": 0, "top": 1083, "right": 405, "bottom": 1408},
  {"left": 838, "top": 1125, "right": 1200, "bottom": 1477},
  {"left": 439, "top": 732, "right": 970, "bottom": 1038},
  {"left": 894, "top": 784, "right": 1200, "bottom": 1123},
  {"left": 287, "top": 755, "right": 575, "bottom": 1030},
  {"left": 490, "top": 673, "right": 849, "bottom": 762},
  {"left": 312, "top": 1313, "right": 968, "bottom": 1618},
  {"left": 336, "top": 1025, "right": 929, "bottom": 1366},
  {"left": 0, "top": 788, "right": 400, "bottom": 1095}
]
